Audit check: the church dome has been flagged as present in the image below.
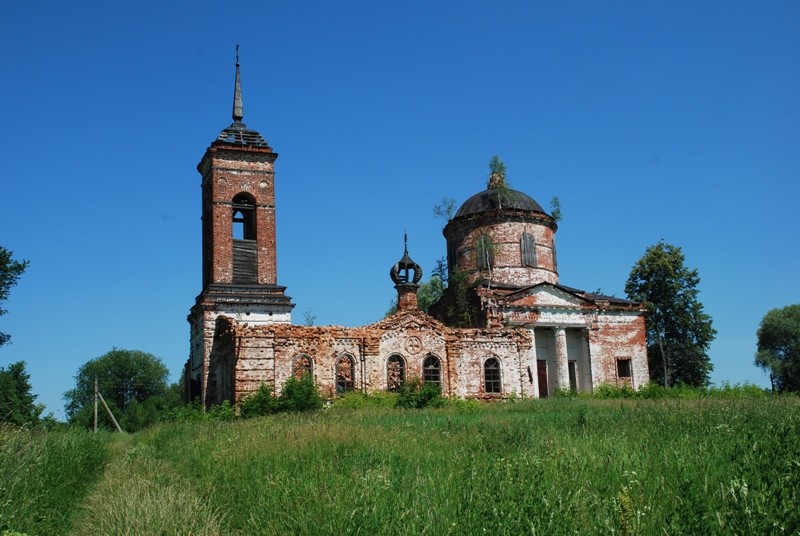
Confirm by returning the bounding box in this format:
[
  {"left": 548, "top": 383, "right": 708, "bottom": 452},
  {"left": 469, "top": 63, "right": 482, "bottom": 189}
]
[{"left": 455, "top": 188, "right": 546, "bottom": 218}]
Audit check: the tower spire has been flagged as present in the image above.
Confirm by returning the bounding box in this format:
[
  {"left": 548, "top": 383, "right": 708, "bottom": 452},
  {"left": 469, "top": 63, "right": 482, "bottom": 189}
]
[{"left": 232, "top": 44, "right": 244, "bottom": 123}]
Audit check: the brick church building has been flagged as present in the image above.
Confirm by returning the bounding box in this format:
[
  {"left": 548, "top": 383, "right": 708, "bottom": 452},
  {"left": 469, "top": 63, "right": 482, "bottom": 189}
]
[{"left": 186, "top": 59, "right": 648, "bottom": 407}]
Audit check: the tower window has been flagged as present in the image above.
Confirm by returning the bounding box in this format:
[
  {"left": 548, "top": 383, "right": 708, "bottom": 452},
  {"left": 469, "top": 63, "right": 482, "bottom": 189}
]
[
  {"left": 521, "top": 232, "right": 536, "bottom": 267},
  {"left": 232, "top": 193, "right": 256, "bottom": 240}
]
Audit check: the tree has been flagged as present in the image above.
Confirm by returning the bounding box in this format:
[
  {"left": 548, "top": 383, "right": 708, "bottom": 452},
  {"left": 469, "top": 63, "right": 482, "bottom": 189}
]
[
  {"left": 625, "top": 241, "right": 716, "bottom": 387},
  {"left": 0, "top": 361, "right": 42, "bottom": 425},
  {"left": 0, "top": 246, "right": 29, "bottom": 347},
  {"left": 549, "top": 195, "right": 563, "bottom": 223},
  {"left": 487, "top": 155, "right": 515, "bottom": 209},
  {"left": 755, "top": 304, "right": 800, "bottom": 392},
  {"left": 64, "top": 348, "right": 170, "bottom": 432},
  {"left": 432, "top": 196, "right": 457, "bottom": 225}
]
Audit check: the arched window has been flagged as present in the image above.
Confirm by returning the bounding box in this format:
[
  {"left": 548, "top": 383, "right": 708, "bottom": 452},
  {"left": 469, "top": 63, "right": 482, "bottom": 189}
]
[
  {"left": 336, "top": 354, "right": 355, "bottom": 394},
  {"left": 484, "top": 357, "right": 501, "bottom": 394},
  {"left": 292, "top": 354, "right": 313, "bottom": 379},
  {"left": 521, "top": 232, "right": 536, "bottom": 267},
  {"left": 232, "top": 193, "right": 256, "bottom": 240},
  {"left": 423, "top": 355, "right": 441, "bottom": 385},
  {"left": 387, "top": 354, "right": 406, "bottom": 391}
]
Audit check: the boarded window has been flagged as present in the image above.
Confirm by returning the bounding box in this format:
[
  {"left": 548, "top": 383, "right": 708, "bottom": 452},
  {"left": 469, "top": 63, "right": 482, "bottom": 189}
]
[
  {"left": 521, "top": 232, "right": 536, "bottom": 267},
  {"left": 293, "top": 354, "right": 313, "bottom": 379},
  {"left": 423, "top": 355, "right": 441, "bottom": 384},
  {"left": 484, "top": 357, "right": 501, "bottom": 394},
  {"left": 336, "top": 354, "right": 355, "bottom": 394},
  {"left": 476, "top": 234, "right": 494, "bottom": 270},
  {"left": 387, "top": 354, "right": 405, "bottom": 391},
  {"left": 617, "top": 359, "right": 632, "bottom": 378}
]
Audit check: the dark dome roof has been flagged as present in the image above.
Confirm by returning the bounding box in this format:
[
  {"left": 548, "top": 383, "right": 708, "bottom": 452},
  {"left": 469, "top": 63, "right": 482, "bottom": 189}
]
[{"left": 455, "top": 188, "right": 546, "bottom": 218}]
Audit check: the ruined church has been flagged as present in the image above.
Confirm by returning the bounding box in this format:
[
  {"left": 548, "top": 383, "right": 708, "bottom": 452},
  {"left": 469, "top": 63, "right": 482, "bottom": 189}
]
[{"left": 186, "top": 59, "right": 648, "bottom": 407}]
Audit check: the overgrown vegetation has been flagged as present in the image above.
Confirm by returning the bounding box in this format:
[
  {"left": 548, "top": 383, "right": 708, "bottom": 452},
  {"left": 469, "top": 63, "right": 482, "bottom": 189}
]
[
  {"left": 394, "top": 378, "right": 444, "bottom": 409},
  {"left": 239, "top": 373, "right": 323, "bottom": 418}
]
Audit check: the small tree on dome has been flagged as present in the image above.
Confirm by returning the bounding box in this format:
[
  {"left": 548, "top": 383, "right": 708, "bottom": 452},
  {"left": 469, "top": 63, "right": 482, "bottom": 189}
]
[{"left": 487, "top": 155, "right": 514, "bottom": 209}]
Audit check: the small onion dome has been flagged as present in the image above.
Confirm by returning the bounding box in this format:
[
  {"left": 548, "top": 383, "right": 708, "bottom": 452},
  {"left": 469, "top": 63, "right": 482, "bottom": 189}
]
[{"left": 390, "top": 234, "right": 423, "bottom": 286}]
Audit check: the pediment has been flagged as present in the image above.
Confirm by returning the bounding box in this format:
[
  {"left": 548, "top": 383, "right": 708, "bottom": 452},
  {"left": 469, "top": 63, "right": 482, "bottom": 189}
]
[
  {"left": 369, "top": 309, "right": 448, "bottom": 333},
  {"left": 504, "top": 284, "right": 589, "bottom": 308}
]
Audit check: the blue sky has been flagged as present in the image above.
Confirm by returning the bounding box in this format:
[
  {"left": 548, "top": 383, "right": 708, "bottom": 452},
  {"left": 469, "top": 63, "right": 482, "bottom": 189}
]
[{"left": 1, "top": 1, "right": 798, "bottom": 418}]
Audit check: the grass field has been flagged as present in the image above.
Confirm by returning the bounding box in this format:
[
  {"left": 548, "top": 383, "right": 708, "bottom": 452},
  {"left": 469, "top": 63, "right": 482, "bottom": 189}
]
[{"left": 2, "top": 396, "right": 799, "bottom": 535}]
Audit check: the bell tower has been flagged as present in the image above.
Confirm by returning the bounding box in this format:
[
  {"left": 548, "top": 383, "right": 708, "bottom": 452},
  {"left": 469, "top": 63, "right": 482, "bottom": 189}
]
[{"left": 187, "top": 48, "right": 294, "bottom": 404}]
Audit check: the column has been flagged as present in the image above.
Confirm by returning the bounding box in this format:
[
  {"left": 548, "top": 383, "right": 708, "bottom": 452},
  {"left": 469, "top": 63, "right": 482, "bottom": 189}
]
[{"left": 554, "top": 327, "right": 570, "bottom": 391}]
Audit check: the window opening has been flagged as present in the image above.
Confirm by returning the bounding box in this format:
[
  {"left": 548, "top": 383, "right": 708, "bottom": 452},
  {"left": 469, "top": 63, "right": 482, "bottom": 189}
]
[
  {"left": 293, "top": 354, "right": 313, "bottom": 379},
  {"left": 336, "top": 354, "right": 355, "bottom": 394},
  {"left": 617, "top": 359, "right": 632, "bottom": 378},
  {"left": 232, "top": 193, "right": 256, "bottom": 240},
  {"left": 484, "top": 357, "right": 501, "bottom": 394},
  {"left": 387, "top": 354, "right": 405, "bottom": 391},
  {"left": 568, "top": 360, "right": 578, "bottom": 391},
  {"left": 423, "top": 355, "right": 441, "bottom": 384}
]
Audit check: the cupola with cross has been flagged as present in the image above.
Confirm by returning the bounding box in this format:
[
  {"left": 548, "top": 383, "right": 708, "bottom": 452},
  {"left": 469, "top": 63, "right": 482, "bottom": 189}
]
[{"left": 390, "top": 231, "right": 423, "bottom": 311}]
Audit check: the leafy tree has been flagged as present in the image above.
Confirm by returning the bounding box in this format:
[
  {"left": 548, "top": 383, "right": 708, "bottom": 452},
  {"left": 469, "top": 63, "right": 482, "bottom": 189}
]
[
  {"left": 625, "top": 241, "right": 716, "bottom": 387},
  {"left": 0, "top": 361, "right": 42, "bottom": 425},
  {"left": 0, "top": 246, "right": 29, "bottom": 347},
  {"left": 64, "top": 348, "right": 170, "bottom": 432},
  {"left": 755, "top": 304, "right": 800, "bottom": 392}
]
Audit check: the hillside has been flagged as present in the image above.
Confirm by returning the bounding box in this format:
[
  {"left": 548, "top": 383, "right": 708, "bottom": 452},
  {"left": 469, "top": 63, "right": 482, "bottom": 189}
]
[{"left": 2, "top": 396, "right": 799, "bottom": 535}]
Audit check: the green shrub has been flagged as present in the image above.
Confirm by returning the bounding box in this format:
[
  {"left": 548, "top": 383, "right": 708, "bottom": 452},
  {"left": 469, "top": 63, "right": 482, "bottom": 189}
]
[
  {"left": 395, "top": 378, "right": 443, "bottom": 409},
  {"left": 240, "top": 383, "right": 279, "bottom": 418},
  {"left": 333, "top": 391, "right": 398, "bottom": 409},
  {"left": 594, "top": 384, "right": 636, "bottom": 399},
  {"left": 206, "top": 400, "right": 236, "bottom": 421},
  {"left": 279, "top": 374, "right": 323, "bottom": 412}
]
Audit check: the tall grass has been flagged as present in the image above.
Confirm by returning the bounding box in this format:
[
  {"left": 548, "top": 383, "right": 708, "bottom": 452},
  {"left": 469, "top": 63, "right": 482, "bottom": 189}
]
[
  {"left": 4, "top": 396, "right": 798, "bottom": 534},
  {"left": 0, "top": 426, "right": 109, "bottom": 535},
  {"left": 117, "top": 397, "right": 799, "bottom": 534}
]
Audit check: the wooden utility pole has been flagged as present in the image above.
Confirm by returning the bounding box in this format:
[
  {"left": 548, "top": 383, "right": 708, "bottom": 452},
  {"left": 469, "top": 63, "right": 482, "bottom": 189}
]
[
  {"left": 97, "top": 390, "right": 124, "bottom": 433},
  {"left": 94, "top": 377, "right": 98, "bottom": 432}
]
